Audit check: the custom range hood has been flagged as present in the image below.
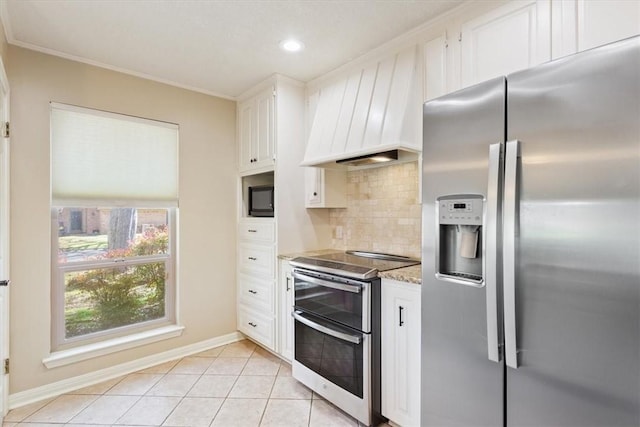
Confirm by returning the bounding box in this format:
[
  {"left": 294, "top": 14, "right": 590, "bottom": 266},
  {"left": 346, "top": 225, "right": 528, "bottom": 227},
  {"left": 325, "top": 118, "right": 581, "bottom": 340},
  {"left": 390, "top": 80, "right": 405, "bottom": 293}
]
[{"left": 302, "top": 45, "right": 421, "bottom": 168}]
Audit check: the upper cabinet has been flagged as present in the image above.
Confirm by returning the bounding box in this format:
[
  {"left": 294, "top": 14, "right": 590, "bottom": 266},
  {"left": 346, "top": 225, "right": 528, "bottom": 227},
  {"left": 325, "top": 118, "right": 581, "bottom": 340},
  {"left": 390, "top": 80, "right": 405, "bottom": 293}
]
[
  {"left": 423, "top": 34, "right": 448, "bottom": 102},
  {"left": 238, "top": 86, "right": 275, "bottom": 175},
  {"left": 552, "top": 0, "right": 640, "bottom": 59},
  {"left": 421, "top": 0, "right": 638, "bottom": 102},
  {"left": 459, "top": 0, "right": 551, "bottom": 89},
  {"left": 303, "top": 45, "right": 421, "bottom": 167}
]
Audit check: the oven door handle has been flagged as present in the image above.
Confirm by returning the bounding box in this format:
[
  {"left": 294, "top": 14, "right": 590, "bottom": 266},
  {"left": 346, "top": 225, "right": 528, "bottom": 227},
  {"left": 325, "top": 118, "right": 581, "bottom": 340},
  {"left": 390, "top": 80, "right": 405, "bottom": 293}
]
[
  {"left": 292, "top": 271, "right": 362, "bottom": 294},
  {"left": 292, "top": 311, "right": 362, "bottom": 345}
]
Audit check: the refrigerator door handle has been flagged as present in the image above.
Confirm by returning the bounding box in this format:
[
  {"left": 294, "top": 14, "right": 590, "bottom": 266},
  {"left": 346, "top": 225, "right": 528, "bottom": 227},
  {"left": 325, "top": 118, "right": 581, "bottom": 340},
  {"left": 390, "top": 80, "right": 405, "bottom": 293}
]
[
  {"left": 485, "top": 143, "right": 501, "bottom": 363},
  {"left": 504, "top": 139, "right": 520, "bottom": 369}
]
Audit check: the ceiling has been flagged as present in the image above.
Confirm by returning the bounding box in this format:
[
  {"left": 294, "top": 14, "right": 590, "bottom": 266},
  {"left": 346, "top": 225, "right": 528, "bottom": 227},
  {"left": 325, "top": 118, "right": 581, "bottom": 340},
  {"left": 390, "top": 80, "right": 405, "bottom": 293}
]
[{"left": 1, "top": 0, "right": 464, "bottom": 99}]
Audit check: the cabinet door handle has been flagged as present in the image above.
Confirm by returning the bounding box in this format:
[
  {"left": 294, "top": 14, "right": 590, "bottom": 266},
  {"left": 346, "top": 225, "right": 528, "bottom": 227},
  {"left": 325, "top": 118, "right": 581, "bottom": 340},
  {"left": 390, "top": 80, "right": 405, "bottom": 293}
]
[
  {"left": 248, "top": 322, "right": 257, "bottom": 327},
  {"left": 248, "top": 257, "right": 257, "bottom": 261},
  {"left": 399, "top": 306, "right": 405, "bottom": 327},
  {"left": 248, "top": 229, "right": 257, "bottom": 233},
  {"left": 286, "top": 276, "right": 291, "bottom": 292},
  {"left": 313, "top": 192, "right": 317, "bottom": 196},
  {"left": 248, "top": 289, "right": 258, "bottom": 294}
]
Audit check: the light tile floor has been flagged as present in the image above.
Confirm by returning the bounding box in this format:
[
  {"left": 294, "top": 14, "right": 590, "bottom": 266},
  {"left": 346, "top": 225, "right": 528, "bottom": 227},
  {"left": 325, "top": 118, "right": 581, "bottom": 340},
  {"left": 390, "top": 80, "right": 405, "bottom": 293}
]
[{"left": 2, "top": 340, "right": 391, "bottom": 427}]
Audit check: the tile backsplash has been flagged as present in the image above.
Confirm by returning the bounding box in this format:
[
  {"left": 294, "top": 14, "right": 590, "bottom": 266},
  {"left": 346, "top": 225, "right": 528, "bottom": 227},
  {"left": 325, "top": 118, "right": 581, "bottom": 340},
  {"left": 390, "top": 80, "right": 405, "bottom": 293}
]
[{"left": 329, "top": 161, "right": 421, "bottom": 259}]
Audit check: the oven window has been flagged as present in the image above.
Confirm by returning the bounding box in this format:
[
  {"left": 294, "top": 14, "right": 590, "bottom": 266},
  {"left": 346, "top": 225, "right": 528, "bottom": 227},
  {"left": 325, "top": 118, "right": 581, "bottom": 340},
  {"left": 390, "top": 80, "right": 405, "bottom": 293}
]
[
  {"left": 295, "top": 314, "right": 364, "bottom": 398},
  {"left": 294, "top": 275, "right": 363, "bottom": 330}
]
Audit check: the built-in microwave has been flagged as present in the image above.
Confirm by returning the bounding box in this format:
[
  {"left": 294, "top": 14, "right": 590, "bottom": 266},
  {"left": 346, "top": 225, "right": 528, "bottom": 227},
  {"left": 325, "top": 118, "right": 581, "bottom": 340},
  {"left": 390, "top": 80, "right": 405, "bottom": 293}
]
[{"left": 248, "top": 185, "right": 274, "bottom": 217}]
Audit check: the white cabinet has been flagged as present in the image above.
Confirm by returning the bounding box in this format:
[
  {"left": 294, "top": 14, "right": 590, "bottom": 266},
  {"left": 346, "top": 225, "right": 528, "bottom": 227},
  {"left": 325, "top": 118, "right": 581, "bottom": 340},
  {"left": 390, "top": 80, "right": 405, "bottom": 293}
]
[
  {"left": 304, "top": 167, "right": 347, "bottom": 208},
  {"left": 238, "top": 242, "right": 275, "bottom": 278},
  {"left": 237, "top": 219, "right": 275, "bottom": 242},
  {"left": 238, "top": 273, "right": 274, "bottom": 314},
  {"left": 277, "top": 259, "right": 294, "bottom": 361},
  {"left": 552, "top": 0, "right": 640, "bottom": 59},
  {"left": 237, "top": 217, "right": 276, "bottom": 350},
  {"left": 238, "top": 305, "right": 275, "bottom": 349},
  {"left": 423, "top": 34, "right": 448, "bottom": 102},
  {"left": 459, "top": 0, "right": 551, "bottom": 89},
  {"left": 382, "top": 279, "right": 421, "bottom": 427},
  {"left": 238, "top": 86, "right": 275, "bottom": 175},
  {"left": 237, "top": 76, "right": 329, "bottom": 356}
]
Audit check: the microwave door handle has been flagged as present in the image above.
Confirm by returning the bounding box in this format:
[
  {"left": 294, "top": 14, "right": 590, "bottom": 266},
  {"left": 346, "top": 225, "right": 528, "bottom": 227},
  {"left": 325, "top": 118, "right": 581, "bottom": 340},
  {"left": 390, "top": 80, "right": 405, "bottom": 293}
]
[
  {"left": 292, "top": 311, "right": 362, "bottom": 345},
  {"left": 292, "top": 271, "right": 362, "bottom": 294}
]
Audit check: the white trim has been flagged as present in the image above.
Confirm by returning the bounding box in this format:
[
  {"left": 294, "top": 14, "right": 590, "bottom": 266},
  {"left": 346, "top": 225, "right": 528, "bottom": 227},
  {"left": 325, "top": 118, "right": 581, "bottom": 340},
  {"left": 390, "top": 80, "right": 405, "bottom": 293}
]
[
  {"left": 5, "top": 38, "right": 237, "bottom": 101},
  {"left": 0, "top": 49, "right": 9, "bottom": 420},
  {"left": 305, "top": 1, "right": 479, "bottom": 91},
  {"left": 51, "top": 209, "right": 178, "bottom": 350},
  {"left": 43, "top": 325, "right": 186, "bottom": 369},
  {"left": 237, "top": 74, "right": 304, "bottom": 102},
  {"left": 50, "top": 102, "right": 179, "bottom": 129},
  {"left": 0, "top": 1, "right": 13, "bottom": 50},
  {"left": 0, "top": 56, "right": 9, "bottom": 96},
  {"left": 12, "top": 331, "right": 244, "bottom": 409}
]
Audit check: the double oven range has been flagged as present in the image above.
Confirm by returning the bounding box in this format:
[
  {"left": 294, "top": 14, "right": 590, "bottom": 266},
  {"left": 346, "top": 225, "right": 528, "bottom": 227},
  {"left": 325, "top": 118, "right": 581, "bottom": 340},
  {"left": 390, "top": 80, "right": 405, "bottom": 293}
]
[{"left": 289, "top": 251, "right": 420, "bottom": 426}]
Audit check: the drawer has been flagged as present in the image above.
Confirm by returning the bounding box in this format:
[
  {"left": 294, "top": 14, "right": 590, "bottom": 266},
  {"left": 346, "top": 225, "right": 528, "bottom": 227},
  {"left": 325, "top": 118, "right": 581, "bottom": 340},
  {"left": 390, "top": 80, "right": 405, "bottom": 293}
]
[
  {"left": 238, "top": 305, "right": 275, "bottom": 350},
  {"left": 239, "top": 242, "right": 275, "bottom": 278},
  {"left": 239, "top": 274, "right": 274, "bottom": 314},
  {"left": 238, "top": 219, "right": 275, "bottom": 243}
]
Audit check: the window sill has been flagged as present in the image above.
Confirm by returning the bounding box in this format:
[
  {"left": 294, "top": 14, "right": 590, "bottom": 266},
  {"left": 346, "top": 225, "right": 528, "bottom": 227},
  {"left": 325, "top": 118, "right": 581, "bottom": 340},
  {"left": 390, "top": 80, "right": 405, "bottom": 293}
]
[{"left": 43, "top": 325, "right": 185, "bottom": 369}]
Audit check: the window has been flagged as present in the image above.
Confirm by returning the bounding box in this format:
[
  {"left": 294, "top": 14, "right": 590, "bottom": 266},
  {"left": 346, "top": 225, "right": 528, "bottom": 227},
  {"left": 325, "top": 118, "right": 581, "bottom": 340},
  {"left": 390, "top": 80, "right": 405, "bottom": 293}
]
[{"left": 51, "top": 103, "right": 178, "bottom": 350}]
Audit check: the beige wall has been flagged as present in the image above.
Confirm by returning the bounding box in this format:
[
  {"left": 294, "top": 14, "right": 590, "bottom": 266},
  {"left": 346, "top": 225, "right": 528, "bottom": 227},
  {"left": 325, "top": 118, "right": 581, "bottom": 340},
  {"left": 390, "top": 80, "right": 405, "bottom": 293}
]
[
  {"left": 330, "top": 161, "right": 421, "bottom": 259},
  {"left": 7, "top": 46, "right": 237, "bottom": 393},
  {"left": 0, "top": 20, "right": 7, "bottom": 62}
]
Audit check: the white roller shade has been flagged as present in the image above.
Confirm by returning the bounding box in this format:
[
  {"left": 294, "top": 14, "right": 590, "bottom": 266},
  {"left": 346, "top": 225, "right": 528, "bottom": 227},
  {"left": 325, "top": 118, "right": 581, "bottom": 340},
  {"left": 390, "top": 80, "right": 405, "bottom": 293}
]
[{"left": 51, "top": 103, "right": 178, "bottom": 207}]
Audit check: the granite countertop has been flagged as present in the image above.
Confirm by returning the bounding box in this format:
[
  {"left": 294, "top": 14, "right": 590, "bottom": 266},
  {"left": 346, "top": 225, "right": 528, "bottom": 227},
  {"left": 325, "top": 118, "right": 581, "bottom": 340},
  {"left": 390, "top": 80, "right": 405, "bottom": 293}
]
[
  {"left": 278, "top": 249, "right": 342, "bottom": 261},
  {"left": 279, "top": 249, "right": 422, "bottom": 285},
  {"left": 378, "top": 264, "right": 422, "bottom": 285}
]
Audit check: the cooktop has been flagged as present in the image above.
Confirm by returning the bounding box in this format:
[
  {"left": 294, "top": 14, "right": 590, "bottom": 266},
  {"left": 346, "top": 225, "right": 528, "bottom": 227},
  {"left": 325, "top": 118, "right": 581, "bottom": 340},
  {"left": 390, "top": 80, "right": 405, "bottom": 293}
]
[{"left": 289, "top": 250, "right": 420, "bottom": 280}]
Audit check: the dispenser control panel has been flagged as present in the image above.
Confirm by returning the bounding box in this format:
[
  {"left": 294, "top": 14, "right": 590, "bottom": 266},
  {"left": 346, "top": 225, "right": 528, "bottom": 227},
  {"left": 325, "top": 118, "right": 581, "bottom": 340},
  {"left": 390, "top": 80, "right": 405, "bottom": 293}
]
[{"left": 438, "top": 195, "right": 483, "bottom": 226}]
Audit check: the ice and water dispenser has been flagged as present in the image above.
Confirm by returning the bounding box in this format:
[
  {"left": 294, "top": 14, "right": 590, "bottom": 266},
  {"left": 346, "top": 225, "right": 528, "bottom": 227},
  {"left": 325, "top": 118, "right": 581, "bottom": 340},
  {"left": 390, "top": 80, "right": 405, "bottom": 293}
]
[{"left": 435, "top": 194, "right": 485, "bottom": 286}]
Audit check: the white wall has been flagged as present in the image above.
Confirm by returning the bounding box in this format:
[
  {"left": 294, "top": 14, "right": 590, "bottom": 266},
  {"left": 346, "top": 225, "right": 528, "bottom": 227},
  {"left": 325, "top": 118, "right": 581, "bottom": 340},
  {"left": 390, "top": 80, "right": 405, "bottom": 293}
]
[{"left": 7, "top": 46, "right": 237, "bottom": 393}]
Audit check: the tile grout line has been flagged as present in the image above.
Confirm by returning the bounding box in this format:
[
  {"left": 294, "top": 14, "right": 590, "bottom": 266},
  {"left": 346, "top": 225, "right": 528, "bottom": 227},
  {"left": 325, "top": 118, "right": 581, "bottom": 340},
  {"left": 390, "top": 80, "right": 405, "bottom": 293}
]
[
  {"left": 246, "top": 345, "right": 272, "bottom": 427},
  {"left": 145, "top": 352, "right": 224, "bottom": 427},
  {"left": 110, "top": 366, "right": 171, "bottom": 426},
  {"left": 155, "top": 359, "right": 196, "bottom": 427},
  {"left": 208, "top": 352, "right": 246, "bottom": 427}
]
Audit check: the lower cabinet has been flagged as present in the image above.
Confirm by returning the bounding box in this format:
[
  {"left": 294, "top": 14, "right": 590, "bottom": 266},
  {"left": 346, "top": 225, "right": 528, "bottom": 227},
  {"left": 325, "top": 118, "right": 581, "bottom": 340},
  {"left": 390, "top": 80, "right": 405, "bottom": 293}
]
[
  {"left": 381, "top": 278, "right": 421, "bottom": 427},
  {"left": 277, "top": 259, "right": 294, "bottom": 361},
  {"left": 237, "top": 218, "right": 276, "bottom": 351},
  {"left": 237, "top": 304, "right": 275, "bottom": 350}
]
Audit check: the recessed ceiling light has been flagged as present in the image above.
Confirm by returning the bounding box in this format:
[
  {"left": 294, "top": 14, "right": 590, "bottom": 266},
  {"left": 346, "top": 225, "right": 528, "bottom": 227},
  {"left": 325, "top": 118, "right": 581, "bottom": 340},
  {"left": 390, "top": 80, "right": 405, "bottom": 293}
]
[{"left": 279, "top": 39, "right": 304, "bottom": 52}]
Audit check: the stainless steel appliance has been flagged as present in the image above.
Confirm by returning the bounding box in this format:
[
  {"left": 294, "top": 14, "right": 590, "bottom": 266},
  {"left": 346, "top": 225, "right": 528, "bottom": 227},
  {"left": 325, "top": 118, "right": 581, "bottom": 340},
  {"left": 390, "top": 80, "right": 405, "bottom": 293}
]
[
  {"left": 421, "top": 36, "right": 639, "bottom": 426},
  {"left": 290, "top": 251, "right": 419, "bottom": 426}
]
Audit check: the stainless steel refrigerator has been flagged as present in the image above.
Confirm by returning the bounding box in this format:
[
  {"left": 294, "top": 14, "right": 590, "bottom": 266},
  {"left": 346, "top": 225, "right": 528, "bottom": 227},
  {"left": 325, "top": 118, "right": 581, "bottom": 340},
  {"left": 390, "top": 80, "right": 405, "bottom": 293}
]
[{"left": 421, "top": 36, "right": 639, "bottom": 426}]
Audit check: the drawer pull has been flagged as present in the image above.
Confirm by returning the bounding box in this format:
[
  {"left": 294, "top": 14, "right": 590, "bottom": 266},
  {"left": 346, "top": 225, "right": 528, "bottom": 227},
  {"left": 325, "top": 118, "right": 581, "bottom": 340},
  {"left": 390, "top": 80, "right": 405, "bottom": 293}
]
[
  {"left": 248, "top": 257, "right": 257, "bottom": 261},
  {"left": 248, "top": 289, "right": 258, "bottom": 294},
  {"left": 248, "top": 322, "right": 257, "bottom": 327},
  {"left": 248, "top": 229, "right": 257, "bottom": 233}
]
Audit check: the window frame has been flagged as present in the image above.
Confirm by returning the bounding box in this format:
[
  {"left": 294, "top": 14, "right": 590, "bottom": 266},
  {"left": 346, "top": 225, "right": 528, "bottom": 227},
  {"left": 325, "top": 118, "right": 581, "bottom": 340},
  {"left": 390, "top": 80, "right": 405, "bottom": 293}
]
[
  {"left": 49, "top": 102, "right": 179, "bottom": 353},
  {"left": 51, "top": 208, "right": 177, "bottom": 351}
]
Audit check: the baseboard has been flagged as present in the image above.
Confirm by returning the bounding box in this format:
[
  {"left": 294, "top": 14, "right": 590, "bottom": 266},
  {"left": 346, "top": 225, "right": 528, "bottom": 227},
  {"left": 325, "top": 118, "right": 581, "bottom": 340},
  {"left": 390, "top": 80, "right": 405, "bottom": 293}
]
[{"left": 8, "top": 331, "right": 244, "bottom": 409}]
